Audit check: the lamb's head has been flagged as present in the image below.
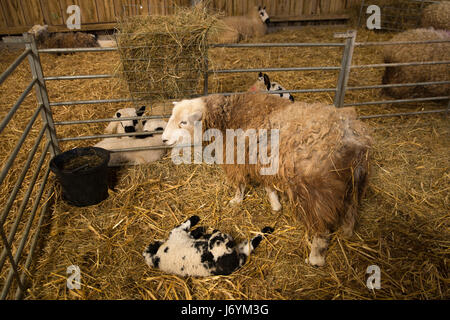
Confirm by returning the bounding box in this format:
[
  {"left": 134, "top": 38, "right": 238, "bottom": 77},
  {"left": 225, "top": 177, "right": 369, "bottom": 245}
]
[
  {"left": 257, "top": 6, "right": 270, "bottom": 24},
  {"left": 248, "top": 72, "right": 271, "bottom": 92},
  {"left": 138, "top": 119, "right": 167, "bottom": 138},
  {"left": 161, "top": 97, "right": 205, "bottom": 145},
  {"left": 208, "top": 231, "right": 235, "bottom": 259},
  {"left": 105, "top": 106, "right": 146, "bottom": 135}
]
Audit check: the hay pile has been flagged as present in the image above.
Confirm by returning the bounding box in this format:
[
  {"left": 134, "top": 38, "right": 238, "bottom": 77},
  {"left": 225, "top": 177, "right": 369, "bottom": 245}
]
[
  {"left": 421, "top": 2, "right": 450, "bottom": 30},
  {"left": 381, "top": 28, "right": 450, "bottom": 98},
  {"left": 115, "top": 5, "right": 220, "bottom": 103},
  {"left": 1, "top": 26, "right": 449, "bottom": 300}
]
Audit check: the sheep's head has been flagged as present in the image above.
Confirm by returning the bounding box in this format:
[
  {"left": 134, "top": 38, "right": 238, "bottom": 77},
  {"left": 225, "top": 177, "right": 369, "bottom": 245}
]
[
  {"left": 28, "top": 24, "right": 49, "bottom": 41},
  {"left": 257, "top": 6, "right": 270, "bottom": 24},
  {"left": 105, "top": 106, "right": 146, "bottom": 135},
  {"left": 137, "top": 119, "right": 167, "bottom": 138},
  {"left": 161, "top": 98, "right": 205, "bottom": 146},
  {"left": 208, "top": 231, "right": 235, "bottom": 259},
  {"left": 249, "top": 72, "right": 271, "bottom": 92}
]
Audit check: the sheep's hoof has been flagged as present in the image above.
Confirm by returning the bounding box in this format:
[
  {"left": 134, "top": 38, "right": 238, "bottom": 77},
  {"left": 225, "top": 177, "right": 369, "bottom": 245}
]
[
  {"left": 228, "top": 198, "right": 242, "bottom": 207},
  {"left": 271, "top": 202, "right": 282, "bottom": 212},
  {"left": 305, "top": 254, "right": 326, "bottom": 267}
]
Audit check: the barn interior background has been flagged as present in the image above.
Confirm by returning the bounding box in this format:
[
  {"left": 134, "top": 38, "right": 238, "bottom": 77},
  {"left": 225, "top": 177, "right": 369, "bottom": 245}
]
[
  {"left": 0, "top": 0, "right": 361, "bottom": 34},
  {"left": 0, "top": 0, "right": 449, "bottom": 300}
]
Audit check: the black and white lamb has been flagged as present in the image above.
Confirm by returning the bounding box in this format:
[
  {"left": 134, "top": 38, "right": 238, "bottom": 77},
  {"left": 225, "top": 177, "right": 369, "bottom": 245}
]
[{"left": 143, "top": 215, "right": 273, "bottom": 277}]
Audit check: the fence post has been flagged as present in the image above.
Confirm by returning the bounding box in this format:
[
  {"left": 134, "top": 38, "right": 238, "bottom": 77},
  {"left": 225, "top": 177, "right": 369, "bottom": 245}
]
[
  {"left": 23, "top": 33, "right": 60, "bottom": 156},
  {"left": 334, "top": 30, "right": 357, "bottom": 108}
]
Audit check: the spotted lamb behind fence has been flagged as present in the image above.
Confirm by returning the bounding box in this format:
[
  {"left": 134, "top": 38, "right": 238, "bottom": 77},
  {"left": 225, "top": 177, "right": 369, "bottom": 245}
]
[
  {"left": 104, "top": 106, "right": 146, "bottom": 135},
  {"left": 143, "top": 215, "right": 273, "bottom": 276},
  {"left": 249, "top": 72, "right": 294, "bottom": 101}
]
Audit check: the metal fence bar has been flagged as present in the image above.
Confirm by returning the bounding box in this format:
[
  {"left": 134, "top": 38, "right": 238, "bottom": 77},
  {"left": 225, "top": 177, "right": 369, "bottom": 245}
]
[
  {"left": 44, "top": 74, "right": 114, "bottom": 81},
  {"left": 0, "top": 48, "right": 32, "bottom": 86},
  {"left": 58, "top": 130, "right": 165, "bottom": 142},
  {"left": 355, "top": 39, "right": 450, "bottom": 47},
  {"left": 0, "top": 140, "right": 50, "bottom": 273},
  {"left": 210, "top": 42, "right": 345, "bottom": 48},
  {"left": 1, "top": 165, "right": 51, "bottom": 300},
  {"left": 0, "top": 104, "right": 43, "bottom": 186},
  {"left": 0, "top": 78, "right": 37, "bottom": 135},
  {"left": 358, "top": 109, "right": 448, "bottom": 119},
  {"left": 347, "top": 81, "right": 450, "bottom": 91},
  {"left": 344, "top": 96, "right": 450, "bottom": 107},
  {"left": 49, "top": 97, "right": 136, "bottom": 107},
  {"left": 24, "top": 33, "right": 60, "bottom": 157},
  {"left": 54, "top": 114, "right": 170, "bottom": 126},
  {"left": 351, "top": 60, "right": 450, "bottom": 69},
  {"left": 334, "top": 30, "right": 357, "bottom": 107},
  {"left": 210, "top": 66, "right": 341, "bottom": 74},
  {"left": 0, "top": 226, "right": 25, "bottom": 300},
  {"left": 14, "top": 186, "right": 53, "bottom": 300},
  {"left": 38, "top": 47, "right": 117, "bottom": 53}
]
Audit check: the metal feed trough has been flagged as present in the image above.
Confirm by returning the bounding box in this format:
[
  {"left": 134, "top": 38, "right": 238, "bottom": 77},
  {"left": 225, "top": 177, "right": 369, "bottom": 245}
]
[{"left": 0, "top": 30, "right": 448, "bottom": 299}]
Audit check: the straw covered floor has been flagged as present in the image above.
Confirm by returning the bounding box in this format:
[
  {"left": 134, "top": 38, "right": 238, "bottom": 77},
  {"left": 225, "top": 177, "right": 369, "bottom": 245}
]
[{"left": 0, "top": 24, "right": 448, "bottom": 299}]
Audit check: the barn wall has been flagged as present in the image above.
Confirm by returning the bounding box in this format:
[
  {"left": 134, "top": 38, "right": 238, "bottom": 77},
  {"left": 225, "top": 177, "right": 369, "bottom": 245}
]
[{"left": 0, "top": 0, "right": 361, "bottom": 35}]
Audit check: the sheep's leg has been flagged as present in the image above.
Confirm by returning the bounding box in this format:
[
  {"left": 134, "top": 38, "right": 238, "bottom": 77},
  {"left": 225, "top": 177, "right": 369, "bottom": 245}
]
[
  {"left": 170, "top": 215, "right": 200, "bottom": 237},
  {"left": 229, "top": 184, "right": 246, "bottom": 206},
  {"left": 341, "top": 203, "right": 357, "bottom": 238},
  {"left": 305, "top": 233, "right": 330, "bottom": 267},
  {"left": 265, "top": 186, "right": 281, "bottom": 211}
]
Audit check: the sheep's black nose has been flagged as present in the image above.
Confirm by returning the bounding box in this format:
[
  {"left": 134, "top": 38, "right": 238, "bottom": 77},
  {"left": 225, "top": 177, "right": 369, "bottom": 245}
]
[
  {"left": 124, "top": 126, "right": 136, "bottom": 133},
  {"left": 265, "top": 18, "right": 270, "bottom": 24}
]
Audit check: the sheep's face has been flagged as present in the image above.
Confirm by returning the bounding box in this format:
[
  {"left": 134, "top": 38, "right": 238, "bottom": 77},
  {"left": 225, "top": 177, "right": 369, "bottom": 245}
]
[
  {"left": 115, "top": 106, "right": 146, "bottom": 133},
  {"left": 29, "top": 24, "right": 49, "bottom": 41},
  {"left": 257, "top": 6, "right": 270, "bottom": 24},
  {"left": 208, "top": 231, "right": 235, "bottom": 259},
  {"left": 143, "top": 119, "right": 167, "bottom": 133},
  {"left": 162, "top": 98, "right": 205, "bottom": 146}
]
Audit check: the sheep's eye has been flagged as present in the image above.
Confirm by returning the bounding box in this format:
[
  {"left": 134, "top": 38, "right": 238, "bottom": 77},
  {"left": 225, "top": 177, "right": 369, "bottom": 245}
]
[{"left": 180, "top": 121, "right": 187, "bottom": 126}]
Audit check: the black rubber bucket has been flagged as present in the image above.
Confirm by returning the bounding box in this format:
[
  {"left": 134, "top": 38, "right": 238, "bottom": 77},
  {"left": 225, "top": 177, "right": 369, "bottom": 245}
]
[{"left": 50, "top": 147, "right": 110, "bottom": 207}]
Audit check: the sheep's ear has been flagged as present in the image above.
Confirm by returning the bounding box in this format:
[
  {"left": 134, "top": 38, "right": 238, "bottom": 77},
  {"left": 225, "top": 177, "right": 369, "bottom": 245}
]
[
  {"left": 263, "top": 6, "right": 266, "bottom": 10},
  {"left": 137, "top": 105, "right": 146, "bottom": 116},
  {"left": 116, "top": 112, "right": 121, "bottom": 118},
  {"left": 263, "top": 74, "right": 271, "bottom": 90},
  {"left": 258, "top": 71, "right": 263, "bottom": 78},
  {"left": 258, "top": 6, "right": 261, "bottom": 10},
  {"left": 172, "top": 101, "right": 180, "bottom": 106},
  {"left": 188, "top": 111, "right": 202, "bottom": 123}
]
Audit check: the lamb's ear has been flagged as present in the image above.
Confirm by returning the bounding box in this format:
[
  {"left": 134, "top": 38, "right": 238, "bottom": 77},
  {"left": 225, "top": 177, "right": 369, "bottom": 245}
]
[
  {"left": 263, "top": 6, "right": 266, "bottom": 10},
  {"left": 188, "top": 111, "right": 203, "bottom": 123},
  {"left": 263, "top": 74, "right": 271, "bottom": 90},
  {"left": 258, "top": 71, "right": 263, "bottom": 78},
  {"left": 258, "top": 6, "right": 261, "bottom": 11},
  {"left": 136, "top": 106, "right": 146, "bottom": 117}
]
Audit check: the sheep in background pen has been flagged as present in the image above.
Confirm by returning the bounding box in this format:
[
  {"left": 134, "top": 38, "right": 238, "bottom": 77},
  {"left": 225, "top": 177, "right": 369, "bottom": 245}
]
[
  {"left": 95, "top": 119, "right": 167, "bottom": 166},
  {"left": 28, "top": 24, "right": 99, "bottom": 51},
  {"left": 211, "top": 6, "right": 270, "bottom": 44},
  {"left": 143, "top": 215, "right": 274, "bottom": 277},
  {"left": 382, "top": 28, "right": 450, "bottom": 99},
  {"left": 161, "top": 93, "right": 372, "bottom": 267},
  {"left": 249, "top": 72, "right": 295, "bottom": 102}
]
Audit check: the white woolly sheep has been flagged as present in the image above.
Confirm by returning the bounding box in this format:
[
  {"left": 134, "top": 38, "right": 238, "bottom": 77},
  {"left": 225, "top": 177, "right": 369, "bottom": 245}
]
[
  {"left": 249, "top": 72, "right": 294, "bottom": 102},
  {"left": 161, "top": 93, "right": 372, "bottom": 267},
  {"left": 213, "top": 6, "right": 270, "bottom": 44},
  {"left": 95, "top": 119, "right": 167, "bottom": 166},
  {"left": 104, "top": 106, "right": 146, "bottom": 135},
  {"left": 143, "top": 215, "right": 273, "bottom": 277}
]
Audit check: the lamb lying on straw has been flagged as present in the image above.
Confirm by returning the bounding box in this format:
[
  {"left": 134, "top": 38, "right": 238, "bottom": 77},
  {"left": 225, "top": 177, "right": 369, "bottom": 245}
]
[{"left": 211, "top": 6, "right": 270, "bottom": 44}]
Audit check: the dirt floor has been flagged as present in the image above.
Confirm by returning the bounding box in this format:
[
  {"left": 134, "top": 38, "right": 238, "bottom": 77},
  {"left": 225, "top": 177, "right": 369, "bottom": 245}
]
[{"left": 0, "top": 25, "right": 448, "bottom": 299}]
